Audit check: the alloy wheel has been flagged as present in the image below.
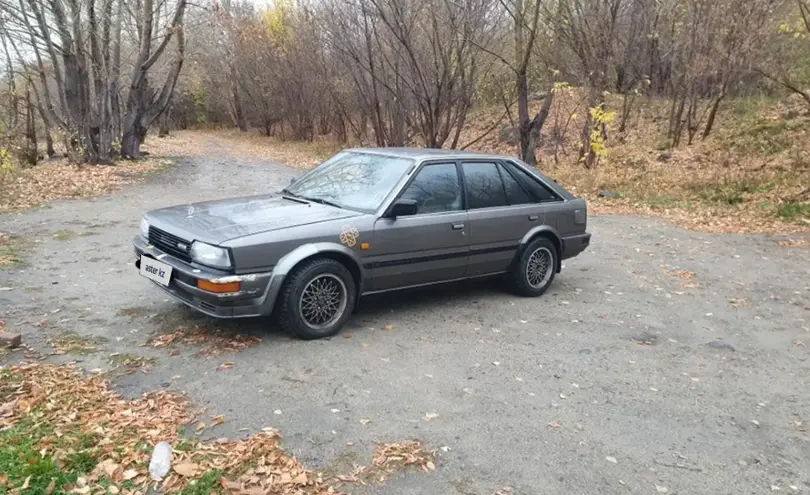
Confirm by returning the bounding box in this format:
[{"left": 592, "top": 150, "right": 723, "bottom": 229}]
[{"left": 298, "top": 274, "right": 348, "bottom": 330}]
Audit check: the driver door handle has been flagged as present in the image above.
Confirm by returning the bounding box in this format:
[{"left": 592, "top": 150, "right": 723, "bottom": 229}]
[{"left": 452, "top": 223, "right": 465, "bottom": 230}]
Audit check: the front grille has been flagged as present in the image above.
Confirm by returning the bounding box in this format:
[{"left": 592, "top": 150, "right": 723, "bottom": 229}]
[{"left": 148, "top": 226, "right": 192, "bottom": 262}]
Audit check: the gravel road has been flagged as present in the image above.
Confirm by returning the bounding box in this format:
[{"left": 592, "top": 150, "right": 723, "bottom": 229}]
[{"left": 2, "top": 135, "right": 809, "bottom": 494}]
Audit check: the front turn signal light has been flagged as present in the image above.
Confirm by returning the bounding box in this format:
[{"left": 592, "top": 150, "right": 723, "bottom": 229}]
[{"left": 197, "top": 280, "right": 241, "bottom": 293}]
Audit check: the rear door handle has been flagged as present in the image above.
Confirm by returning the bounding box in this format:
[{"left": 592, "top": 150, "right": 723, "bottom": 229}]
[
  {"left": 452, "top": 223, "right": 465, "bottom": 230},
  {"left": 528, "top": 215, "right": 539, "bottom": 221}
]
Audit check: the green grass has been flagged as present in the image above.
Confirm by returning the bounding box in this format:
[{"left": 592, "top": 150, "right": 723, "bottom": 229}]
[
  {"left": 724, "top": 117, "right": 808, "bottom": 156},
  {"left": 52, "top": 332, "right": 100, "bottom": 356},
  {"left": 107, "top": 353, "right": 156, "bottom": 367},
  {"left": 0, "top": 233, "right": 29, "bottom": 268},
  {"left": 0, "top": 418, "right": 101, "bottom": 494},
  {"left": 179, "top": 470, "right": 224, "bottom": 495},
  {"left": 51, "top": 230, "right": 77, "bottom": 241},
  {"left": 686, "top": 180, "right": 775, "bottom": 206},
  {"left": 777, "top": 202, "right": 810, "bottom": 221}
]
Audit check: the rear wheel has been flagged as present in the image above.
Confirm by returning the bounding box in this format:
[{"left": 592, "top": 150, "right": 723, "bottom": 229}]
[
  {"left": 508, "top": 237, "right": 557, "bottom": 297},
  {"left": 277, "top": 258, "right": 356, "bottom": 340}
]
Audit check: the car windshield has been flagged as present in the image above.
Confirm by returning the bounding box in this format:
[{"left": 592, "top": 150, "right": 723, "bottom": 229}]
[{"left": 283, "top": 151, "right": 414, "bottom": 213}]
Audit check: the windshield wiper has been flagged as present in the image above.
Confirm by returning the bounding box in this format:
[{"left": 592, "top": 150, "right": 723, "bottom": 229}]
[
  {"left": 281, "top": 189, "right": 342, "bottom": 209},
  {"left": 280, "top": 189, "right": 310, "bottom": 204},
  {"left": 299, "top": 196, "right": 343, "bottom": 209}
]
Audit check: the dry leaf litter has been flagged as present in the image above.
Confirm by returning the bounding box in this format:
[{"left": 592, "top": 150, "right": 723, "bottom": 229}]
[{"left": 0, "top": 363, "right": 435, "bottom": 494}]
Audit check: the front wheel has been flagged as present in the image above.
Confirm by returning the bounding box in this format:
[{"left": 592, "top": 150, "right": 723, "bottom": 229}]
[
  {"left": 508, "top": 238, "right": 557, "bottom": 297},
  {"left": 276, "top": 258, "right": 356, "bottom": 340}
]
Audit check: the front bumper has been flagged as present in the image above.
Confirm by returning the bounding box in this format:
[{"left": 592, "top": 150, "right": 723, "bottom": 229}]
[
  {"left": 561, "top": 232, "right": 591, "bottom": 260},
  {"left": 133, "top": 236, "right": 284, "bottom": 318}
]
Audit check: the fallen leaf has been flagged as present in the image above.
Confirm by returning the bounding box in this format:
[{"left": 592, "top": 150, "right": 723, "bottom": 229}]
[
  {"left": 547, "top": 421, "right": 561, "bottom": 428},
  {"left": 425, "top": 461, "right": 436, "bottom": 472},
  {"left": 196, "top": 422, "right": 206, "bottom": 431},
  {"left": 424, "top": 412, "right": 439, "bottom": 420},
  {"left": 211, "top": 415, "right": 225, "bottom": 426},
  {"left": 383, "top": 324, "right": 394, "bottom": 330},
  {"left": 20, "top": 476, "right": 31, "bottom": 490},
  {"left": 122, "top": 469, "right": 138, "bottom": 481},
  {"left": 0, "top": 474, "right": 7, "bottom": 486},
  {"left": 45, "top": 478, "right": 56, "bottom": 495},
  {"left": 174, "top": 462, "right": 200, "bottom": 477},
  {"left": 655, "top": 485, "right": 669, "bottom": 493},
  {"left": 220, "top": 478, "right": 241, "bottom": 490},
  {"left": 217, "top": 362, "right": 234, "bottom": 370},
  {"left": 107, "top": 486, "right": 120, "bottom": 495},
  {"left": 605, "top": 456, "right": 617, "bottom": 464},
  {"left": 359, "top": 418, "right": 371, "bottom": 425}
]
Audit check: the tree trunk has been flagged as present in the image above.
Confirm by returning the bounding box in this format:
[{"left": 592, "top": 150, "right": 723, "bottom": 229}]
[
  {"left": 579, "top": 89, "right": 601, "bottom": 168},
  {"left": 23, "top": 85, "right": 38, "bottom": 167},
  {"left": 121, "top": 0, "right": 186, "bottom": 158},
  {"left": 35, "top": 92, "right": 55, "bottom": 157},
  {"left": 519, "top": 92, "right": 554, "bottom": 167},
  {"left": 159, "top": 112, "right": 171, "bottom": 137},
  {"left": 121, "top": 117, "right": 143, "bottom": 158},
  {"left": 702, "top": 90, "right": 726, "bottom": 140},
  {"left": 231, "top": 79, "right": 248, "bottom": 131}
]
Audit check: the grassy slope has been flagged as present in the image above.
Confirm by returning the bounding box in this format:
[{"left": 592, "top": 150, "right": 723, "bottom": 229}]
[
  {"left": 454, "top": 92, "right": 810, "bottom": 234},
  {"left": 198, "top": 91, "right": 809, "bottom": 234}
]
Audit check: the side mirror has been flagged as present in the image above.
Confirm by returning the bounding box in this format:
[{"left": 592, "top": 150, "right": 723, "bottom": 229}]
[{"left": 387, "top": 199, "right": 418, "bottom": 218}]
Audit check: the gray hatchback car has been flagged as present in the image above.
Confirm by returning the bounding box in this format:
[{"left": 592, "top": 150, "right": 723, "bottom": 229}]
[{"left": 134, "top": 148, "right": 591, "bottom": 339}]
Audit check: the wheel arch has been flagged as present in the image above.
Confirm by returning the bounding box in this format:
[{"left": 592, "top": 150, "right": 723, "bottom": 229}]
[
  {"left": 273, "top": 242, "right": 365, "bottom": 297},
  {"left": 518, "top": 226, "right": 563, "bottom": 273}
]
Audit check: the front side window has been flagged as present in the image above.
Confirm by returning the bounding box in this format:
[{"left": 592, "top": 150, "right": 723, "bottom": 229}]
[
  {"left": 285, "top": 151, "right": 414, "bottom": 213},
  {"left": 462, "top": 162, "right": 508, "bottom": 209},
  {"left": 399, "top": 163, "right": 462, "bottom": 214}
]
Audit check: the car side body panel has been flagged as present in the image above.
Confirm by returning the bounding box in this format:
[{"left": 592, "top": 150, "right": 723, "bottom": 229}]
[
  {"left": 466, "top": 204, "right": 540, "bottom": 277},
  {"left": 223, "top": 216, "right": 377, "bottom": 273}
]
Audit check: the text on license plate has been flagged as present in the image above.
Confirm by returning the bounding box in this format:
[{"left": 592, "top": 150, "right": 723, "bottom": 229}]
[{"left": 139, "top": 256, "right": 173, "bottom": 286}]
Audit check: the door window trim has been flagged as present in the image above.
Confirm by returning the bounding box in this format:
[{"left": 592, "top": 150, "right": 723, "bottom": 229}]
[
  {"left": 460, "top": 159, "right": 522, "bottom": 212},
  {"left": 380, "top": 159, "right": 466, "bottom": 218}
]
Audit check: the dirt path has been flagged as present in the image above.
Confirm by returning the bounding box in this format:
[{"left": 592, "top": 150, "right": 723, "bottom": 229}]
[{"left": 2, "top": 134, "right": 810, "bottom": 494}]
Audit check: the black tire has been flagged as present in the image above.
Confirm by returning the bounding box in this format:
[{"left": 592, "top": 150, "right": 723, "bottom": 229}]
[
  {"left": 276, "top": 258, "right": 357, "bottom": 340},
  {"left": 508, "top": 237, "right": 558, "bottom": 297}
]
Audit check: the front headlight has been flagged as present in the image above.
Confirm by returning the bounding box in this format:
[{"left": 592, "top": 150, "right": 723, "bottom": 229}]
[
  {"left": 140, "top": 217, "right": 150, "bottom": 239},
  {"left": 190, "top": 241, "right": 232, "bottom": 269}
]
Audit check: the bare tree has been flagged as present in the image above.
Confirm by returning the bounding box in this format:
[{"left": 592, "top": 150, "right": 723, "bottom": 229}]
[{"left": 121, "top": 0, "right": 187, "bottom": 158}]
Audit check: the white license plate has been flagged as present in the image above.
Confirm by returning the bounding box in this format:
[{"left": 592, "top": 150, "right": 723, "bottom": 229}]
[{"left": 139, "top": 256, "right": 173, "bottom": 286}]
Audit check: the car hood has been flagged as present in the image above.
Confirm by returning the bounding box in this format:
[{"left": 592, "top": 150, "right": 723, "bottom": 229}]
[{"left": 145, "top": 194, "right": 362, "bottom": 245}]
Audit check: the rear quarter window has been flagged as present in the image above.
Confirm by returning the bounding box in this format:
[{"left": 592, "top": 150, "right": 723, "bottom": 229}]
[{"left": 503, "top": 162, "right": 561, "bottom": 202}]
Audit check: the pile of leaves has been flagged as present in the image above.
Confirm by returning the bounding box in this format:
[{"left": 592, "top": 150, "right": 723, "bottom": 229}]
[
  {"left": 0, "top": 157, "right": 171, "bottom": 213},
  {"left": 0, "top": 364, "right": 436, "bottom": 494},
  {"left": 146, "top": 324, "right": 262, "bottom": 357}
]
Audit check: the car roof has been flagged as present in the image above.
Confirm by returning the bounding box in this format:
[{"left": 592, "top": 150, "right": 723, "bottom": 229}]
[{"left": 343, "top": 147, "right": 516, "bottom": 162}]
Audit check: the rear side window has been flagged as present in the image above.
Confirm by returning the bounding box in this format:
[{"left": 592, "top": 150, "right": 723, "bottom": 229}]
[
  {"left": 503, "top": 162, "right": 560, "bottom": 202},
  {"left": 462, "top": 162, "right": 508, "bottom": 209},
  {"left": 497, "top": 163, "right": 534, "bottom": 205}
]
